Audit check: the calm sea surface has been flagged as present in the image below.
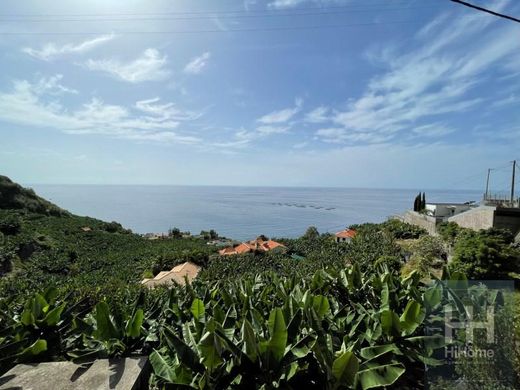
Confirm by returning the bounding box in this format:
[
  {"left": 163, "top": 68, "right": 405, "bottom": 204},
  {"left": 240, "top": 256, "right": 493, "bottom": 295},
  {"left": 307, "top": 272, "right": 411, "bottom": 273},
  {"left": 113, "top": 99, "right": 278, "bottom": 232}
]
[{"left": 30, "top": 185, "right": 482, "bottom": 240}]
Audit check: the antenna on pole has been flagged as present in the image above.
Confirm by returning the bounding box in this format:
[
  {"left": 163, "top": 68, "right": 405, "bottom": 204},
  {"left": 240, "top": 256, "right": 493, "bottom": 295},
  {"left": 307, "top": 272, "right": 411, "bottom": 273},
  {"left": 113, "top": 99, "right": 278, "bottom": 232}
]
[{"left": 510, "top": 160, "right": 516, "bottom": 205}]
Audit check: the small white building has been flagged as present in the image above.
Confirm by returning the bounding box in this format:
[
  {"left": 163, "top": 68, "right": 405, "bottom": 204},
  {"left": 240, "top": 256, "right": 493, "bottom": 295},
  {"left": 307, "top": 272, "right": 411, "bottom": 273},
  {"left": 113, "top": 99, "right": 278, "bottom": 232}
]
[
  {"left": 424, "top": 202, "right": 473, "bottom": 220},
  {"left": 334, "top": 229, "right": 356, "bottom": 243}
]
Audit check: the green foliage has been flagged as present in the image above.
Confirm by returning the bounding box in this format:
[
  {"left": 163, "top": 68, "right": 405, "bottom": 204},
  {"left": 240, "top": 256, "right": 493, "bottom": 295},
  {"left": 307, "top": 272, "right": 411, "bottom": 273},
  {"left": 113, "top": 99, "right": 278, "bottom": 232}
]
[
  {"left": 380, "top": 219, "right": 427, "bottom": 239},
  {"left": 344, "top": 225, "right": 401, "bottom": 272},
  {"left": 168, "top": 227, "right": 182, "bottom": 238},
  {"left": 1, "top": 178, "right": 518, "bottom": 388},
  {"left": 401, "top": 236, "right": 446, "bottom": 278},
  {"left": 199, "top": 229, "right": 218, "bottom": 240},
  {"left": 450, "top": 229, "right": 520, "bottom": 280},
  {"left": 302, "top": 226, "right": 320, "bottom": 241},
  {"left": 0, "top": 175, "right": 66, "bottom": 216},
  {"left": 437, "top": 222, "right": 463, "bottom": 246},
  {"left": 0, "top": 213, "right": 22, "bottom": 235}
]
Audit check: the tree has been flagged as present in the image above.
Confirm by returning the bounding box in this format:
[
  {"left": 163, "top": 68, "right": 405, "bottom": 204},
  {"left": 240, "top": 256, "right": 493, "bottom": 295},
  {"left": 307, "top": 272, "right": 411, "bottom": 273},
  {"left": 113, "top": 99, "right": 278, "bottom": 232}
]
[
  {"left": 302, "top": 226, "right": 320, "bottom": 241},
  {"left": 421, "top": 192, "right": 426, "bottom": 210},
  {"left": 413, "top": 193, "right": 421, "bottom": 212},
  {"left": 168, "top": 227, "right": 182, "bottom": 238}
]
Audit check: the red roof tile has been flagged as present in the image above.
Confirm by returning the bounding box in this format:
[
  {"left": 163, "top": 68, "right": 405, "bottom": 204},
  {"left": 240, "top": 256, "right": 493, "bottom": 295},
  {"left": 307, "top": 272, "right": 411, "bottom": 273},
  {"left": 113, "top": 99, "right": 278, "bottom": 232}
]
[{"left": 335, "top": 229, "right": 356, "bottom": 239}]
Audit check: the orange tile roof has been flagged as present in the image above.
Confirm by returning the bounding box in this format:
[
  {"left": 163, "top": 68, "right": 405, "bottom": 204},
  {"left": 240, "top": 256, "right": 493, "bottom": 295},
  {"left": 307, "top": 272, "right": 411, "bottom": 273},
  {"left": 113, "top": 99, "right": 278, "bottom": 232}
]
[
  {"left": 219, "top": 238, "right": 286, "bottom": 256},
  {"left": 335, "top": 229, "right": 357, "bottom": 239}
]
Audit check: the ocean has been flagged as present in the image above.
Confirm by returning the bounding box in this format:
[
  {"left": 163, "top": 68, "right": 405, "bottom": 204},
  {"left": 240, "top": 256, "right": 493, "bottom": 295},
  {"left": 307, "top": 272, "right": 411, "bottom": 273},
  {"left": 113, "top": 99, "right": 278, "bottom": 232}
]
[{"left": 31, "top": 185, "right": 482, "bottom": 241}]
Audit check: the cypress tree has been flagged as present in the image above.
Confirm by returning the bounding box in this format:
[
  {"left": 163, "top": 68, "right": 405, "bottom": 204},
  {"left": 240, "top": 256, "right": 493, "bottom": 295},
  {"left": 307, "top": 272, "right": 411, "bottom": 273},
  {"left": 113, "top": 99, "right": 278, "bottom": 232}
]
[
  {"left": 421, "top": 192, "right": 426, "bottom": 210},
  {"left": 413, "top": 193, "right": 420, "bottom": 211}
]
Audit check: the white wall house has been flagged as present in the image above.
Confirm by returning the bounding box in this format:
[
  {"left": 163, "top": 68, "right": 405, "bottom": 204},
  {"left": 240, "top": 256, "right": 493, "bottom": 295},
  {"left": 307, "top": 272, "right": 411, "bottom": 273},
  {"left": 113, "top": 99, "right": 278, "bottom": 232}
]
[
  {"left": 425, "top": 203, "right": 473, "bottom": 220},
  {"left": 334, "top": 229, "right": 356, "bottom": 243}
]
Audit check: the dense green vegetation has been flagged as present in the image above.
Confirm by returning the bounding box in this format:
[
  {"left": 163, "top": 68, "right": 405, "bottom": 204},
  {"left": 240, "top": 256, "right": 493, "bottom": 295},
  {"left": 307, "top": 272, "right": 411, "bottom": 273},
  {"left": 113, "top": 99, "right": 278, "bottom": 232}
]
[
  {"left": 1, "top": 178, "right": 520, "bottom": 388},
  {"left": 0, "top": 176, "right": 66, "bottom": 216}
]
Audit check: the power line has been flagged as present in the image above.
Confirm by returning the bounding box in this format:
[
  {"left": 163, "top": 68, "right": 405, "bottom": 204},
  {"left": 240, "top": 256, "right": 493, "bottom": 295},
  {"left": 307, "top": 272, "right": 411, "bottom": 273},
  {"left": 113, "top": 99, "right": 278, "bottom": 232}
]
[
  {"left": 450, "top": 0, "right": 520, "bottom": 23},
  {"left": 0, "top": 1, "right": 438, "bottom": 18},
  {"left": 0, "top": 5, "right": 443, "bottom": 23},
  {"left": 0, "top": 18, "right": 429, "bottom": 36}
]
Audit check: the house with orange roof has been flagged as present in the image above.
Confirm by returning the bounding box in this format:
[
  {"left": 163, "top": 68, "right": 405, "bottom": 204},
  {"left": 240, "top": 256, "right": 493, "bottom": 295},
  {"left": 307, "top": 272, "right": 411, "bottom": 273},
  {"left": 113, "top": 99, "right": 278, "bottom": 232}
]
[
  {"left": 141, "top": 261, "right": 201, "bottom": 288},
  {"left": 218, "top": 237, "right": 286, "bottom": 256},
  {"left": 334, "top": 229, "right": 356, "bottom": 243}
]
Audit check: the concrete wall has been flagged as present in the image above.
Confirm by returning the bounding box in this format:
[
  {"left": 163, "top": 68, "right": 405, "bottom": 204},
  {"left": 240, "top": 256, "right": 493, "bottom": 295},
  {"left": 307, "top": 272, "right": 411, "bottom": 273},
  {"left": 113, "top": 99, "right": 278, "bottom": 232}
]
[
  {"left": 494, "top": 208, "right": 520, "bottom": 235},
  {"left": 402, "top": 211, "right": 439, "bottom": 235},
  {"left": 447, "top": 206, "right": 495, "bottom": 231}
]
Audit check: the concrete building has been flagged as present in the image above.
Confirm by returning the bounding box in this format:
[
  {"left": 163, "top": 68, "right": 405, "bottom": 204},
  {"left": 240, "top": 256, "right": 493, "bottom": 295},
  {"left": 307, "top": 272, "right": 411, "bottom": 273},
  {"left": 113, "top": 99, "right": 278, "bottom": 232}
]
[{"left": 424, "top": 203, "right": 474, "bottom": 219}]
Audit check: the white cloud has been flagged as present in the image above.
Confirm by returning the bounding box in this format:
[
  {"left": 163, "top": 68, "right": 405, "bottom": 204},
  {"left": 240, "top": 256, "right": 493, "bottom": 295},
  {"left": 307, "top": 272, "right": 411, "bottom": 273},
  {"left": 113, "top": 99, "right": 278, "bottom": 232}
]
[
  {"left": 329, "top": 2, "right": 518, "bottom": 145},
  {"left": 256, "top": 125, "right": 290, "bottom": 135},
  {"left": 268, "top": 0, "right": 344, "bottom": 10},
  {"left": 135, "top": 97, "right": 201, "bottom": 121},
  {"left": 184, "top": 52, "right": 211, "bottom": 74},
  {"left": 0, "top": 75, "right": 201, "bottom": 144},
  {"left": 292, "top": 141, "right": 308, "bottom": 149},
  {"left": 85, "top": 48, "right": 170, "bottom": 83},
  {"left": 412, "top": 123, "right": 454, "bottom": 137},
  {"left": 258, "top": 98, "right": 302, "bottom": 124},
  {"left": 305, "top": 106, "right": 330, "bottom": 123},
  {"left": 315, "top": 127, "right": 392, "bottom": 144},
  {"left": 22, "top": 34, "right": 114, "bottom": 61},
  {"left": 491, "top": 94, "right": 520, "bottom": 108}
]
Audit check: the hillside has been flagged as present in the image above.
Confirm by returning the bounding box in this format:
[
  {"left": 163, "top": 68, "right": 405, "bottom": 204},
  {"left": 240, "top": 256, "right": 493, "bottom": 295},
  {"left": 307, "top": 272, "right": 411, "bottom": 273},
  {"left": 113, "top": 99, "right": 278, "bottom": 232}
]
[
  {"left": 0, "top": 175, "right": 66, "bottom": 216},
  {"left": 0, "top": 177, "right": 519, "bottom": 388},
  {"left": 0, "top": 176, "right": 215, "bottom": 299}
]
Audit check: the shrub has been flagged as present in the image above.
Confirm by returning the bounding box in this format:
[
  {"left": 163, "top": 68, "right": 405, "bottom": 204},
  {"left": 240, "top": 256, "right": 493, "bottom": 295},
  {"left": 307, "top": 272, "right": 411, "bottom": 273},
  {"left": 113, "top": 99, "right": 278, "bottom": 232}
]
[
  {"left": 382, "top": 219, "right": 428, "bottom": 239},
  {"left": 0, "top": 213, "right": 22, "bottom": 235},
  {"left": 104, "top": 221, "right": 123, "bottom": 233},
  {"left": 450, "top": 230, "right": 520, "bottom": 280}
]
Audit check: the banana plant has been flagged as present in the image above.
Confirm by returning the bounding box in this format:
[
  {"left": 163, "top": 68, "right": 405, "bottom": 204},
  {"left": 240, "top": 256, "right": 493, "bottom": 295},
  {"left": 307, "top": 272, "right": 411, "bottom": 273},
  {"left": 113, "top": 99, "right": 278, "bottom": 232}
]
[
  {"left": 0, "top": 287, "right": 86, "bottom": 374},
  {"left": 67, "top": 295, "right": 146, "bottom": 363}
]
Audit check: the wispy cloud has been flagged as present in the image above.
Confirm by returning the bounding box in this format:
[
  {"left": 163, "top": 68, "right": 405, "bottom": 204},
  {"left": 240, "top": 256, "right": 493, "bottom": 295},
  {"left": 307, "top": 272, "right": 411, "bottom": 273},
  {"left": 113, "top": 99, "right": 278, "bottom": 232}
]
[
  {"left": 258, "top": 98, "right": 302, "bottom": 124},
  {"left": 412, "top": 123, "right": 454, "bottom": 137},
  {"left": 184, "top": 52, "right": 211, "bottom": 74},
  {"left": 0, "top": 75, "right": 201, "bottom": 144},
  {"left": 491, "top": 94, "right": 520, "bottom": 108},
  {"left": 22, "top": 34, "right": 114, "bottom": 61},
  {"left": 256, "top": 125, "right": 290, "bottom": 135},
  {"left": 293, "top": 141, "right": 308, "bottom": 149},
  {"left": 327, "top": 0, "right": 518, "bottom": 145},
  {"left": 315, "top": 127, "right": 393, "bottom": 144},
  {"left": 268, "top": 0, "right": 345, "bottom": 10},
  {"left": 85, "top": 48, "right": 170, "bottom": 83},
  {"left": 305, "top": 106, "right": 330, "bottom": 123}
]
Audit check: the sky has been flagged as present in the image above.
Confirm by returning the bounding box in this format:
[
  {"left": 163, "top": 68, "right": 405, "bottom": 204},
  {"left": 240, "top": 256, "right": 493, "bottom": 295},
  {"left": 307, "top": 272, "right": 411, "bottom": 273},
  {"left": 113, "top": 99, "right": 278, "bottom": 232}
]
[{"left": 0, "top": 0, "right": 519, "bottom": 191}]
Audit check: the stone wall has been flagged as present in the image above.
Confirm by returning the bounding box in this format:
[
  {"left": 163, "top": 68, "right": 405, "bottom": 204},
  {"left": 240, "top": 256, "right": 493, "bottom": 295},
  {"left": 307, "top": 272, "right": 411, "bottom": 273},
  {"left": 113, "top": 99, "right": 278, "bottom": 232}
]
[
  {"left": 402, "top": 211, "right": 439, "bottom": 235},
  {"left": 447, "top": 206, "right": 495, "bottom": 231}
]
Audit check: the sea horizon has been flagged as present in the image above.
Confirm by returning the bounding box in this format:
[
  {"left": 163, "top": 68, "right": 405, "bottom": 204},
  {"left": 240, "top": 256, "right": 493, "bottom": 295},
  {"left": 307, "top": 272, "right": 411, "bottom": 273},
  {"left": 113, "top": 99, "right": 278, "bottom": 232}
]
[{"left": 30, "top": 184, "right": 483, "bottom": 240}]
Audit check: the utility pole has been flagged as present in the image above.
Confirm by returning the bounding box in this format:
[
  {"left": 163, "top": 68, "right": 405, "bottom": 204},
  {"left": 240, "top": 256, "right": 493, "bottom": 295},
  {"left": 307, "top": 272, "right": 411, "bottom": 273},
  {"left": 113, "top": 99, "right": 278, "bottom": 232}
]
[
  {"left": 485, "top": 168, "right": 492, "bottom": 201},
  {"left": 511, "top": 160, "right": 516, "bottom": 204}
]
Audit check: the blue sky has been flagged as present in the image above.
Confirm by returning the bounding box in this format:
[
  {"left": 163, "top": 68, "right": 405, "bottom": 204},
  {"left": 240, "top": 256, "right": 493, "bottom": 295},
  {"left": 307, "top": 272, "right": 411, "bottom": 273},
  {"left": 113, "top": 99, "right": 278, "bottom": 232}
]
[{"left": 0, "top": 0, "right": 519, "bottom": 190}]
